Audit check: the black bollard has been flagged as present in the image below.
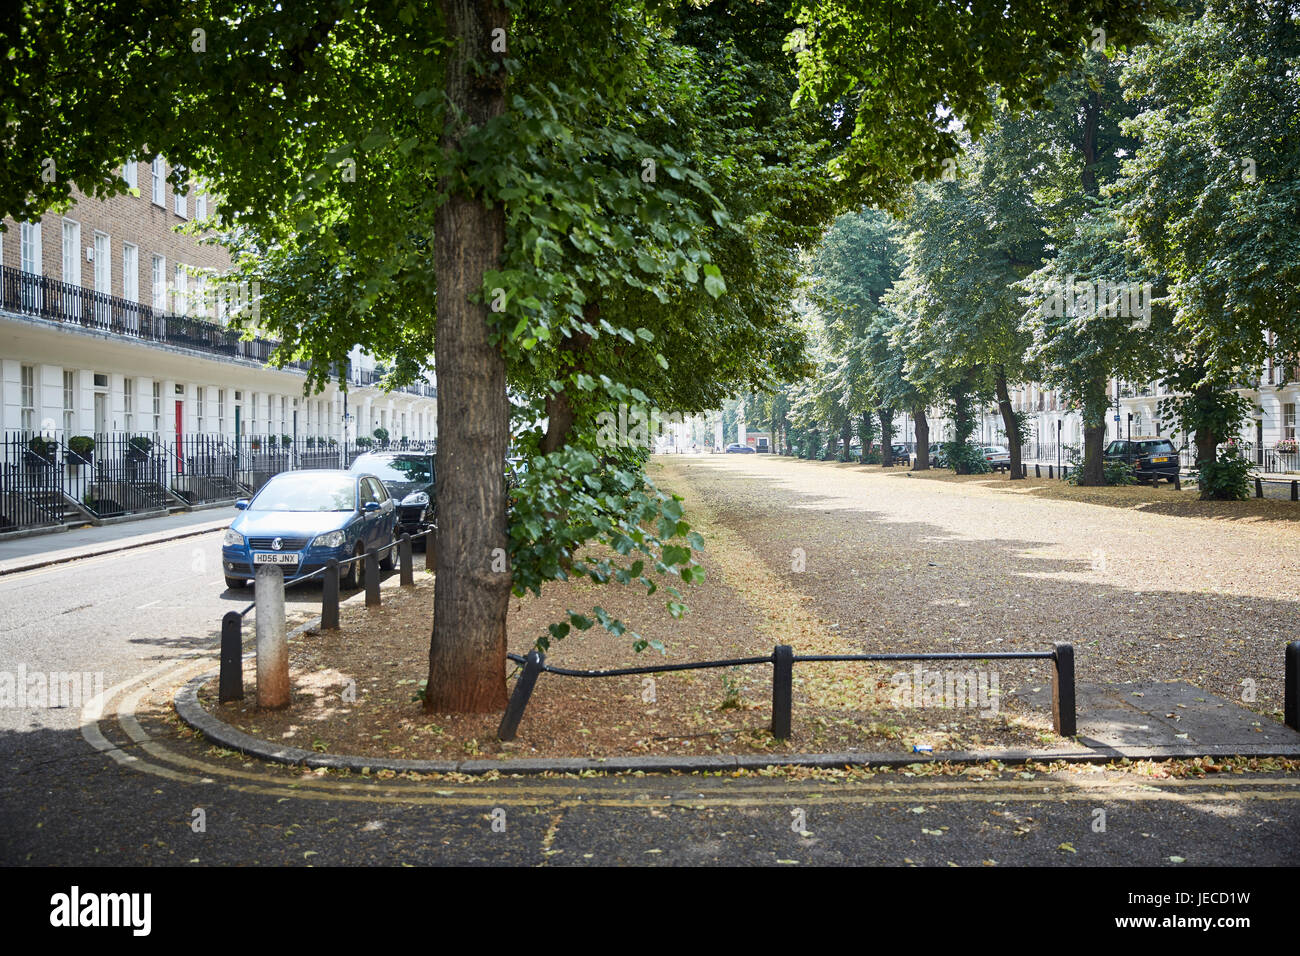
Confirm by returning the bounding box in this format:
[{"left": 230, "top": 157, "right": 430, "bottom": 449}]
[
  {"left": 1286, "top": 641, "right": 1299, "bottom": 732},
  {"left": 771, "top": 644, "right": 794, "bottom": 739},
  {"left": 219, "top": 611, "right": 244, "bottom": 702},
  {"left": 1052, "top": 642, "right": 1076, "bottom": 737},
  {"left": 424, "top": 527, "right": 436, "bottom": 572},
  {"left": 365, "top": 550, "right": 380, "bottom": 607},
  {"left": 1255, "top": 476, "right": 1264, "bottom": 498},
  {"left": 498, "top": 651, "right": 546, "bottom": 741},
  {"left": 399, "top": 534, "right": 414, "bottom": 586},
  {"left": 322, "top": 559, "right": 340, "bottom": 630}
]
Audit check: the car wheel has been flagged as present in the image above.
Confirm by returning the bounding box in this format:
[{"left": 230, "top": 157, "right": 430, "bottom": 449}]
[
  {"left": 341, "top": 544, "right": 362, "bottom": 589},
  {"left": 380, "top": 529, "right": 397, "bottom": 570},
  {"left": 224, "top": 575, "right": 248, "bottom": 590}
]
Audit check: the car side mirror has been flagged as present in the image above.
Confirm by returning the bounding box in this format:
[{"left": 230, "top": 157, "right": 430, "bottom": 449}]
[
  {"left": 235, "top": 498, "right": 250, "bottom": 510},
  {"left": 364, "top": 501, "right": 381, "bottom": 512}
]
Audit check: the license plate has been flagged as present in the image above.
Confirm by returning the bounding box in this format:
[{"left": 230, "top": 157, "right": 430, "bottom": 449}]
[
  {"left": 1151, "top": 457, "right": 1169, "bottom": 463},
  {"left": 253, "top": 552, "right": 299, "bottom": 566}
]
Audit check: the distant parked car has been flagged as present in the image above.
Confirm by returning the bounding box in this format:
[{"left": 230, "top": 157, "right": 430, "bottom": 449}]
[
  {"left": 980, "top": 445, "right": 1012, "bottom": 471},
  {"left": 725, "top": 443, "right": 755, "bottom": 454},
  {"left": 350, "top": 451, "right": 435, "bottom": 541},
  {"left": 1104, "top": 438, "right": 1180, "bottom": 484},
  {"left": 222, "top": 470, "right": 398, "bottom": 591}
]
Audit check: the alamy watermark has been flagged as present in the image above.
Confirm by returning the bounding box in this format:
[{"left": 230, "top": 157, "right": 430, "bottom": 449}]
[
  {"left": 1040, "top": 274, "right": 1152, "bottom": 330},
  {"left": 0, "top": 665, "right": 105, "bottom": 716},
  {"left": 887, "top": 664, "right": 1000, "bottom": 717},
  {"left": 595, "top": 403, "right": 687, "bottom": 451}
]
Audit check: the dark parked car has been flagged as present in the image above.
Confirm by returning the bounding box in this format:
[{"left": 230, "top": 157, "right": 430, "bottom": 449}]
[
  {"left": 222, "top": 470, "right": 398, "bottom": 590},
  {"left": 1104, "top": 438, "right": 1181, "bottom": 484},
  {"left": 349, "top": 451, "right": 436, "bottom": 539},
  {"left": 725, "top": 443, "right": 755, "bottom": 454}
]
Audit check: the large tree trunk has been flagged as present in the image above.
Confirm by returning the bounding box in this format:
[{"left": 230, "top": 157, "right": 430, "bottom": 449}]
[
  {"left": 425, "top": 0, "right": 511, "bottom": 714},
  {"left": 1193, "top": 381, "right": 1219, "bottom": 468},
  {"left": 839, "top": 418, "right": 852, "bottom": 461},
  {"left": 1078, "top": 377, "right": 1108, "bottom": 486},
  {"left": 878, "top": 408, "right": 894, "bottom": 466},
  {"left": 993, "top": 369, "right": 1022, "bottom": 479},
  {"left": 539, "top": 326, "right": 592, "bottom": 454},
  {"left": 912, "top": 403, "right": 929, "bottom": 471}
]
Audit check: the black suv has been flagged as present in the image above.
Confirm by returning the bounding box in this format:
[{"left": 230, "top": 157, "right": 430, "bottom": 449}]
[
  {"left": 1103, "top": 438, "right": 1181, "bottom": 484},
  {"left": 349, "top": 451, "right": 436, "bottom": 539}
]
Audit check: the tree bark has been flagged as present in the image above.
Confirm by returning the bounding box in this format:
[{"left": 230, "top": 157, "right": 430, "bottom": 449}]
[
  {"left": 425, "top": 0, "right": 511, "bottom": 713},
  {"left": 839, "top": 418, "right": 852, "bottom": 462},
  {"left": 1079, "top": 378, "right": 1108, "bottom": 485},
  {"left": 540, "top": 326, "right": 592, "bottom": 455},
  {"left": 878, "top": 408, "right": 894, "bottom": 466},
  {"left": 912, "top": 403, "right": 929, "bottom": 471},
  {"left": 994, "top": 369, "right": 1022, "bottom": 479}
]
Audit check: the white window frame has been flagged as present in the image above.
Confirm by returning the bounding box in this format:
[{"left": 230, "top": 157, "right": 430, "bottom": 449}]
[
  {"left": 152, "top": 381, "right": 162, "bottom": 434},
  {"left": 63, "top": 370, "right": 76, "bottom": 435},
  {"left": 20, "top": 364, "right": 35, "bottom": 432},
  {"left": 122, "top": 159, "right": 138, "bottom": 190},
  {"left": 195, "top": 193, "right": 207, "bottom": 220},
  {"left": 20, "top": 221, "right": 42, "bottom": 275},
  {"left": 151, "top": 255, "right": 167, "bottom": 311},
  {"left": 1285, "top": 403, "right": 1297, "bottom": 441},
  {"left": 195, "top": 386, "right": 204, "bottom": 433},
  {"left": 123, "top": 377, "right": 135, "bottom": 432},
  {"left": 61, "top": 219, "right": 81, "bottom": 286},
  {"left": 174, "top": 178, "right": 187, "bottom": 218},
  {"left": 151, "top": 157, "right": 166, "bottom": 206},
  {"left": 173, "top": 264, "right": 188, "bottom": 315},
  {"left": 122, "top": 243, "right": 138, "bottom": 303}
]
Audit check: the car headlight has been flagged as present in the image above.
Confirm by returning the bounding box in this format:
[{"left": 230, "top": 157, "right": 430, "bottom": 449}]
[
  {"left": 223, "top": 528, "right": 244, "bottom": 547},
  {"left": 401, "top": 491, "right": 430, "bottom": 507},
  {"left": 312, "top": 530, "right": 346, "bottom": 549}
]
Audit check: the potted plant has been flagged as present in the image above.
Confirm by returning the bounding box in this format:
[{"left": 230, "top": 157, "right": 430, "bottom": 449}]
[
  {"left": 356, "top": 436, "right": 373, "bottom": 449},
  {"left": 372, "top": 427, "right": 389, "bottom": 443},
  {"left": 66, "top": 435, "right": 95, "bottom": 466},
  {"left": 250, "top": 436, "right": 262, "bottom": 452},
  {"left": 327, "top": 437, "right": 338, "bottom": 447},
  {"left": 25, "top": 435, "right": 57, "bottom": 465},
  {"left": 1277, "top": 438, "right": 1299, "bottom": 455},
  {"left": 127, "top": 435, "right": 153, "bottom": 461},
  {"left": 281, "top": 433, "right": 293, "bottom": 447},
  {"left": 305, "top": 436, "right": 316, "bottom": 448}
]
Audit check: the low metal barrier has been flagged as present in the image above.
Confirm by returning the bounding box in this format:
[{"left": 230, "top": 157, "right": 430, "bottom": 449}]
[{"left": 498, "top": 643, "right": 1077, "bottom": 743}]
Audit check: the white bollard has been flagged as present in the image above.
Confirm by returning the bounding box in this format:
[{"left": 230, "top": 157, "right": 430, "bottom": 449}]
[{"left": 254, "top": 564, "right": 290, "bottom": 709}]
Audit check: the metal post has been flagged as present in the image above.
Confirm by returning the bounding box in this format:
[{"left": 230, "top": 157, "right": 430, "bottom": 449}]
[
  {"left": 254, "top": 564, "right": 290, "bottom": 709},
  {"left": 399, "top": 533, "right": 414, "bottom": 586},
  {"left": 1291, "top": 480, "right": 1298, "bottom": 502},
  {"left": 1255, "top": 476, "right": 1264, "bottom": 498},
  {"left": 1052, "top": 642, "right": 1076, "bottom": 737},
  {"left": 1035, "top": 463, "right": 1041, "bottom": 478},
  {"left": 321, "top": 558, "right": 340, "bottom": 630},
  {"left": 1174, "top": 473, "right": 1182, "bottom": 491},
  {"left": 498, "top": 651, "right": 546, "bottom": 741},
  {"left": 219, "top": 611, "right": 244, "bottom": 702},
  {"left": 424, "top": 527, "right": 436, "bottom": 572},
  {"left": 365, "top": 550, "right": 380, "bottom": 607},
  {"left": 1048, "top": 465, "right": 1053, "bottom": 480},
  {"left": 1285, "top": 641, "right": 1299, "bottom": 732},
  {"left": 771, "top": 644, "right": 794, "bottom": 739}
]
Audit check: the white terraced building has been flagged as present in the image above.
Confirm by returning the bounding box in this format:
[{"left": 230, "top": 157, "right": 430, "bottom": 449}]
[{"left": 1, "top": 158, "right": 437, "bottom": 534}]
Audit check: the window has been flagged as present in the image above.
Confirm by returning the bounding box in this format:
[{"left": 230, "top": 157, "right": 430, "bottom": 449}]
[
  {"left": 19, "top": 221, "right": 41, "bottom": 275},
  {"left": 173, "top": 264, "right": 187, "bottom": 315},
  {"left": 152, "top": 381, "right": 162, "bottom": 433},
  {"left": 1286, "top": 404, "right": 1296, "bottom": 441},
  {"left": 195, "top": 386, "right": 204, "bottom": 432},
  {"left": 20, "top": 364, "right": 35, "bottom": 432},
  {"left": 174, "top": 183, "right": 187, "bottom": 218},
  {"left": 217, "top": 388, "right": 226, "bottom": 435},
  {"left": 62, "top": 220, "right": 81, "bottom": 285},
  {"left": 123, "top": 378, "right": 135, "bottom": 432},
  {"left": 195, "top": 193, "right": 207, "bottom": 220},
  {"left": 122, "top": 159, "right": 138, "bottom": 190},
  {"left": 93, "top": 232, "right": 111, "bottom": 323},
  {"left": 280, "top": 396, "right": 287, "bottom": 437},
  {"left": 151, "top": 157, "right": 166, "bottom": 206},
  {"left": 63, "top": 370, "right": 76, "bottom": 435},
  {"left": 122, "top": 243, "right": 138, "bottom": 303},
  {"left": 151, "top": 255, "right": 167, "bottom": 310},
  {"left": 193, "top": 272, "right": 208, "bottom": 319}
]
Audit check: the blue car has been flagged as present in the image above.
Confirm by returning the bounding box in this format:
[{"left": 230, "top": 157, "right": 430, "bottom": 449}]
[{"left": 222, "top": 470, "right": 399, "bottom": 591}]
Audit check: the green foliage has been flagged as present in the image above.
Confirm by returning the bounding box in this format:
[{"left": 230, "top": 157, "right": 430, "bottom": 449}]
[
  {"left": 67, "top": 435, "right": 95, "bottom": 458},
  {"left": 1070, "top": 459, "right": 1138, "bottom": 486},
  {"left": 372, "top": 427, "right": 389, "bottom": 443},
  {"left": 1196, "top": 452, "right": 1252, "bottom": 501}
]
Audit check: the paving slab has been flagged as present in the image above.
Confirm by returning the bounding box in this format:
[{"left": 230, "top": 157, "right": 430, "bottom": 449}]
[{"left": 1014, "top": 681, "right": 1300, "bottom": 756}]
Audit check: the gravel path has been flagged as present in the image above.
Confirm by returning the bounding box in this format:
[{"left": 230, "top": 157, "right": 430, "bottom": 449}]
[{"left": 660, "top": 455, "right": 1300, "bottom": 725}]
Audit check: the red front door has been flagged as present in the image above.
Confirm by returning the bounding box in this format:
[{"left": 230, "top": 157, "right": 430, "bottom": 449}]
[{"left": 175, "top": 400, "right": 185, "bottom": 474}]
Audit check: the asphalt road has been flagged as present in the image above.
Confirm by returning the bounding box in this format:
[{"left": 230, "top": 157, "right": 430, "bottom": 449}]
[{"left": 1, "top": 507, "right": 1298, "bottom": 870}]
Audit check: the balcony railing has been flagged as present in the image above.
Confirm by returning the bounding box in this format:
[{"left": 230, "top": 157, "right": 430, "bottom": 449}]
[{"left": 0, "top": 265, "right": 435, "bottom": 398}]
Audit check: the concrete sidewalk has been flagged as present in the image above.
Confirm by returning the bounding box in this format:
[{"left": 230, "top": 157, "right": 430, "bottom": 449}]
[{"left": 0, "top": 508, "right": 232, "bottom": 576}]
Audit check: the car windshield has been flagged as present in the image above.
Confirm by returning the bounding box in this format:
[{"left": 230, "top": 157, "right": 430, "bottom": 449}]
[
  {"left": 1135, "top": 440, "right": 1176, "bottom": 455},
  {"left": 351, "top": 455, "right": 433, "bottom": 484},
  {"left": 250, "top": 474, "right": 356, "bottom": 512},
  {"left": 1105, "top": 441, "right": 1128, "bottom": 455}
]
